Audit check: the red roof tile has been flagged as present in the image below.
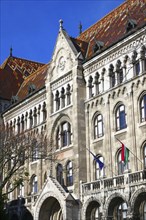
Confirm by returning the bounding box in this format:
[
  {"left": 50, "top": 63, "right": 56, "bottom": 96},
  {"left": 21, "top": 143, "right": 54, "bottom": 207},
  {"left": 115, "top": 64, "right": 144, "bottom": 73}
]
[
  {"left": 0, "top": 56, "right": 45, "bottom": 100},
  {"left": 76, "top": 0, "right": 146, "bottom": 60},
  {"left": 17, "top": 64, "right": 48, "bottom": 101}
]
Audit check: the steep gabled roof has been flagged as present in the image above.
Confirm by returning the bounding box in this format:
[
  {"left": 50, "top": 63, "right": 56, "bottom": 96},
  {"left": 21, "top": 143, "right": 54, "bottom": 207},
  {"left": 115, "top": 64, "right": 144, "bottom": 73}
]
[
  {"left": 16, "top": 63, "right": 48, "bottom": 101},
  {"left": 76, "top": 0, "right": 146, "bottom": 60},
  {"left": 0, "top": 56, "right": 45, "bottom": 100}
]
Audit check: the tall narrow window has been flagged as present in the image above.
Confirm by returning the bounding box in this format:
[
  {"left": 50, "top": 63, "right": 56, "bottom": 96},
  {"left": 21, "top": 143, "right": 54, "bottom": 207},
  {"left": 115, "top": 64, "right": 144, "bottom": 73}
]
[
  {"left": 66, "top": 161, "right": 73, "bottom": 186},
  {"left": 55, "top": 90, "right": 60, "bottom": 111},
  {"left": 18, "top": 184, "right": 24, "bottom": 197},
  {"left": 135, "top": 61, "right": 140, "bottom": 76},
  {"left": 66, "top": 84, "right": 71, "bottom": 105},
  {"left": 32, "top": 141, "right": 38, "bottom": 162},
  {"left": 60, "top": 87, "right": 65, "bottom": 108},
  {"left": 116, "top": 105, "right": 127, "bottom": 131},
  {"left": 56, "top": 164, "right": 63, "bottom": 186},
  {"left": 94, "top": 114, "right": 104, "bottom": 139},
  {"left": 140, "top": 94, "right": 146, "bottom": 122},
  {"left": 95, "top": 155, "right": 104, "bottom": 179},
  {"left": 109, "top": 64, "right": 115, "bottom": 88},
  {"left": 88, "top": 76, "right": 93, "bottom": 98},
  {"left": 56, "top": 121, "right": 72, "bottom": 148},
  {"left": 42, "top": 102, "right": 47, "bottom": 122},
  {"left": 144, "top": 144, "right": 146, "bottom": 169},
  {"left": 32, "top": 176, "right": 38, "bottom": 194},
  {"left": 117, "top": 202, "right": 128, "bottom": 220}
]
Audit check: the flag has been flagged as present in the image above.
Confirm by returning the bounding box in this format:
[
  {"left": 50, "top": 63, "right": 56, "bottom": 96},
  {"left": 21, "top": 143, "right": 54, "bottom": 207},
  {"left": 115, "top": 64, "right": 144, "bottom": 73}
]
[
  {"left": 117, "top": 139, "right": 129, "bottom": 165},
  {"left": 86, "top": 148, "right": 104, "bottom": 170}
]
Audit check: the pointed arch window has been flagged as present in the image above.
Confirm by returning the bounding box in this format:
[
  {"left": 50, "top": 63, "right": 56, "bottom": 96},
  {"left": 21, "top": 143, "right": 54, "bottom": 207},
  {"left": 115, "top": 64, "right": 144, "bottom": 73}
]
[
  {"left": 95, "top": 155, "right": 104, "bottom": 179},
  {"left": 56, "top": 164, "right": 63, "bottom": 186},
  {"left": 94, "top": 114, "right": 104, "bottom": 139},
  {"left": 60, "top": 87, "right": 65, "bottom": 108},
  {"left": 66, "top": 161, "right": 73, "bottom": 186},
  {"left": 56, "top": 121, "right": 72, "bottom": 148},
  {"left": 88, "top": 75, "right": 93, "bottom": 98},
  {"left": 116, "top": 104, "right": 127, "bottom": 131},
  {"left": 66, "top": 84, "right": 71, "bottom": 105},
  {"left": 55, "top": 90, "right": 60, "bottom": 111},
  {"left": 144, "top": 144, "right": 146, "bottom": 169},
  {"left": 31, "top": 175, "right": 38, "bottom": 194},
  {"left": 116, "top": 202, "right": 128, "bottom": 220},
  {"left": 140, "top": 94, "right": 146, "bottom": 122}
]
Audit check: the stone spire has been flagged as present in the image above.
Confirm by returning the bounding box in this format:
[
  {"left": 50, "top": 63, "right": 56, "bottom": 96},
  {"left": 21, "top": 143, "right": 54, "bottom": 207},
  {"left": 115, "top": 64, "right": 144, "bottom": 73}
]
[
  {"left": 59, "top": 19, "right": 63, "bottom": 31},
  {"left": 79, "top": 22, "right": 82, "bottom": 35},
  {"left": 10, "top": 46, "right": 13, "bottom": 57}
]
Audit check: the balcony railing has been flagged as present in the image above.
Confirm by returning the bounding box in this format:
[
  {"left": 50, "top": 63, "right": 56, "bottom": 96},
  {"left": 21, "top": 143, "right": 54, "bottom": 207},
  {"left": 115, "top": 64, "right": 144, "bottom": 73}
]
[{"left": 82, "top": 170, "right": 146, "bottom": 196}]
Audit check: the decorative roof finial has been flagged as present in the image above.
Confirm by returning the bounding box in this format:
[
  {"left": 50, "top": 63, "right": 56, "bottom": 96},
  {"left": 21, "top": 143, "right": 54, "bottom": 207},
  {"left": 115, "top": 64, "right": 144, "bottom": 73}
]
[
  {"left": 10, "top": 46, "right": 13, "bottom": 57},
  {"left": 59, "top": 19, "right": 63, "bottom": 30},
  {"left": 79, "top": 22, "right": 82, "bottom": 35}
]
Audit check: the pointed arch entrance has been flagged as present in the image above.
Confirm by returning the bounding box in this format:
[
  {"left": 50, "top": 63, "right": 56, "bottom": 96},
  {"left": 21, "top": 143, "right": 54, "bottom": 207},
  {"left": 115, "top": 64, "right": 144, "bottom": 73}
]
[
  {"left": 85, "top": 200, "right": 100, "bottom": 220},
  {"left": 132, "top": 191, "right": 146, "bottom": 220},
  {"left": 39, "top": 196, "right": 63, "bottom": 220},
  {"left": 107, "top": 196, "right": 128, "bottom": 220}
]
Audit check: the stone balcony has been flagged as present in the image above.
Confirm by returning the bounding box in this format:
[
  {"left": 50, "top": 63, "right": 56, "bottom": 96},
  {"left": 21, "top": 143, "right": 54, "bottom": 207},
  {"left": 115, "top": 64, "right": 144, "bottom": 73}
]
[{"left": 81, "top": 170, "right": 146, "bottom": 198}]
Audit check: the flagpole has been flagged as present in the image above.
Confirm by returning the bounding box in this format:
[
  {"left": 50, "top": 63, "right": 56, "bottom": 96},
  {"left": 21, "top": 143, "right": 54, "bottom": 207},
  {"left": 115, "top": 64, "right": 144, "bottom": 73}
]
[
  {"left": 116, "top": 138, "right": 144, "bottom": 167},
  {"left": 86, "top": 148, "right": 117, "bottom": 176}
]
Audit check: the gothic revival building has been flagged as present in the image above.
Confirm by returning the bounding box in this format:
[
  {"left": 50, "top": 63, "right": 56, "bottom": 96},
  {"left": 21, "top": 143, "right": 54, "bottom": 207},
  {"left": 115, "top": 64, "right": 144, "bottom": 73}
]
[{"left": 0, "top": 0, "right": 146, "bottom": 219}]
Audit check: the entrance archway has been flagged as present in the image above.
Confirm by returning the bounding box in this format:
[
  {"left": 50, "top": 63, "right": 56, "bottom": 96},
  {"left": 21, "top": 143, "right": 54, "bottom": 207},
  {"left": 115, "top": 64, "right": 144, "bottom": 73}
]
[
  {"left": 86, "top": 201, "right": 100, "bottom": 220},
  {"left": 39, "top": 196, "right": 63, "bottom": 220},
  {"left": 133, "top": 192, "right": 146, "bottom": 220},
  {"left": 107, "top": 196, "right": 127, "bottom": 220},
  {"left": 10, "top": 214, "right": 19, "bottom": 220}
]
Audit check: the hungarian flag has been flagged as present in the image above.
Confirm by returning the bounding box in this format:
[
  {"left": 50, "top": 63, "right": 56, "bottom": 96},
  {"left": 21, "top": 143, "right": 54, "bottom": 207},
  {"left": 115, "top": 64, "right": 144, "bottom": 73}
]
[
  {"left": 86, "top": 148, "right": 104, "bottom": 170},
  {"left": 120, "top": 140, "right": 129, "bottom": 165}
]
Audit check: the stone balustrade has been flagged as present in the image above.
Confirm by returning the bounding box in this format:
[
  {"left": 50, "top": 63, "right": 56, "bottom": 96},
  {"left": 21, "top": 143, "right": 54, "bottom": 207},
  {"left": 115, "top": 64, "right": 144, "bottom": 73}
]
[{"left": 82, "top": 170, "right": 146, "bottom": 196}]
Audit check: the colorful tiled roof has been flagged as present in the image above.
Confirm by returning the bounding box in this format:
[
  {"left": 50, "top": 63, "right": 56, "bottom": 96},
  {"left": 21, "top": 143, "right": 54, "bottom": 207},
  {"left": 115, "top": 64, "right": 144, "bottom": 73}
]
[
  {"left": 0, "top": 56, "right": 45, "bottom": 100},
  {"left": 76, "top": 0, "right": 146, "bottom": 60},
  {"left": 16, "top": 64, "right": 48, "bottom": 101}
]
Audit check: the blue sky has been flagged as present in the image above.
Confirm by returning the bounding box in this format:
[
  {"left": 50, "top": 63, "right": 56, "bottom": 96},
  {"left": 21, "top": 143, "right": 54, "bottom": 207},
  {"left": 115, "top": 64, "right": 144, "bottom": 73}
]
[{"left": 0, "top": 0, "right": 124, "bottom": 65}]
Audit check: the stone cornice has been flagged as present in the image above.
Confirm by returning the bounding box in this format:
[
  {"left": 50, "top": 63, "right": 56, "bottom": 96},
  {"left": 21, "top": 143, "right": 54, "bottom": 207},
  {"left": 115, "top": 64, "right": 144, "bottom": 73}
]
[
  {"left": 50, "top": 71, "right": 72, "bottom": 90},
  {"left": 3, "top": 90, "right": 46, "bottom": 121},
  {"left": 83, "top": 27, "right": 146, "bottom": 76}
]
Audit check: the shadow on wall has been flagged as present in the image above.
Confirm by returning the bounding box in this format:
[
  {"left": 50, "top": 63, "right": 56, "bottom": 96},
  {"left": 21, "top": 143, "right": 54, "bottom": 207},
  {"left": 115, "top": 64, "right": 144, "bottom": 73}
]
[{"left": 6, "top": 198, "right": 33, "bottom": 220}]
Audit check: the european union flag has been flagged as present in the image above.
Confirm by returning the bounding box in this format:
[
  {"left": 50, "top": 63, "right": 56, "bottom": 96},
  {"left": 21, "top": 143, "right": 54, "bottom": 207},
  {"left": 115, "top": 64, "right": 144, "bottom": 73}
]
[{"left": 86, "top": 148, "right": 104, "bottom": 170}]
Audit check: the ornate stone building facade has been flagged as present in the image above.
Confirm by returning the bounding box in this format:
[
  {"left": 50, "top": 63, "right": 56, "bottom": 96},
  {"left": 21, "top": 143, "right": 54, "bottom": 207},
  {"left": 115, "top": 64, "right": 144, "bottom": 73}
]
[{"left": 1, "top": 0, "right": 146, "bottom": 219}]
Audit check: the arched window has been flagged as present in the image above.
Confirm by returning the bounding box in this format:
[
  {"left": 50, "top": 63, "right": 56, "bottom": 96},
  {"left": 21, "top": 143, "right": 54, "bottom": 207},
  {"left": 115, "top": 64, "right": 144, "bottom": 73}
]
[
  {"left": 144, "top": 144, "right": 146, "bottom": 169},
  {"left": 91, "top": 207, "right": 100, "bottom": 219},
  {"left": 88, "top": 75, "right": 93, "bottom": 98},
  {"left": 55, "top": 90, "right": 60, "bottom": 111},
  {"left": 95, "top": 155, "right": 104, "bottom": 179},
  {"left": 56, "top": 121, "right": 72, "bottom": 148},
  {"left": 7, "top": 184, "right": 13, "bottom": 201},
  {"left": 109, "top": 64, "right": 115, "bottom": 88},
  {"left": 66, "top": 84, "right": 71, "bottom": 105},
  {"left": 31, "top": 175, "right": 38, "bottom": 194},
  {"left": 56, "top": 164, "right": 63, "bottom": 186},
  {"left": 140, "top": 94, "right": 146, "bottom": 122},
  {"left": 144, "top": 202, "right": 146, "bottom": 220},
  {"left": 17, "top": 184, "right": 24, "bottom": 197},
  {"left": 66, "top": 161, "right": 73, "bottom": 186},
  {"left": 117, "top": 202, "right": 128, "bottom": 220},
  {"left": 60, "top": 87, "right": 65, "bottom": 108},
  {"left": 31, "top": 140, "right": 38, "bottom": 162},
  {"left": 116, "top": 104, "right": 127, "bottom": 131},
  {"left": 94, "top": 114, "right": 104, "bottom": 139},
  {"left": 117, "top": 150, "right": 129, "bottom": 175}
]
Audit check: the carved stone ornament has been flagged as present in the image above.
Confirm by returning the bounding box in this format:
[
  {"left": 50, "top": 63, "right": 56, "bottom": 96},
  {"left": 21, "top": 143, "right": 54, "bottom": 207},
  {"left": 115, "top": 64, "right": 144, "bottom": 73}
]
[{"left": 58, "top": 56, "right": 66, "bottom": 71}]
